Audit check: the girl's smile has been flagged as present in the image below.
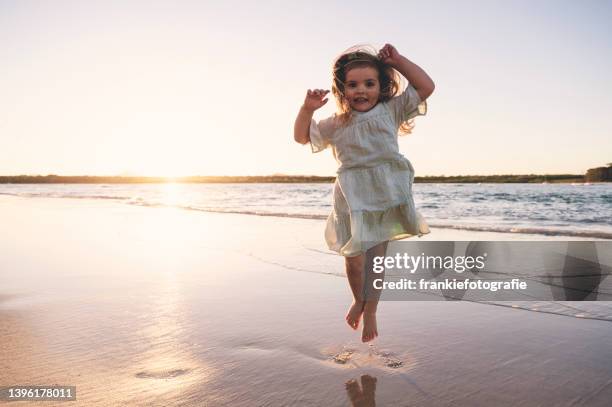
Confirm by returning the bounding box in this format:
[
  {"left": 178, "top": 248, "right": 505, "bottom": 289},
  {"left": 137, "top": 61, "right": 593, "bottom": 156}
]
[{"left": 344, "top": 66, "right": 381, "bottom": 112}]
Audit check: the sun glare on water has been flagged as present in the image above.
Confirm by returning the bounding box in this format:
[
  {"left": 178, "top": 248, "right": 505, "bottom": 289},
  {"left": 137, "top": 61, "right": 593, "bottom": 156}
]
[{"left": 160, "top": 181, "right": 187, "bottom": 207}]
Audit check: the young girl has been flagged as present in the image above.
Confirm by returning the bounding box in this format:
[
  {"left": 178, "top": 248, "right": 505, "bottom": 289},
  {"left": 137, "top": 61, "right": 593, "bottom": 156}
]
[{"left": 294, "top": 44, "right": 434, "bottom": 342}]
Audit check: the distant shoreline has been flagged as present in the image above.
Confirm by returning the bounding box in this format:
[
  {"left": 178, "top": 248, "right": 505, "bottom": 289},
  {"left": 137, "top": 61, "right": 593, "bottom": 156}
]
[{"left": 0, "top": 174, "right": 592, "bottom": 184}]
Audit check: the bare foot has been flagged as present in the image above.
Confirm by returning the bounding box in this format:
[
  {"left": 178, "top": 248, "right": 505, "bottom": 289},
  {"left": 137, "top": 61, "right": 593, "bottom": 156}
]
[
  {"left": 345, "top": 300, "right": 365, "bottom": 330},
  {"left": 361, "top": 311, "right": 378, "bottom": 342}
]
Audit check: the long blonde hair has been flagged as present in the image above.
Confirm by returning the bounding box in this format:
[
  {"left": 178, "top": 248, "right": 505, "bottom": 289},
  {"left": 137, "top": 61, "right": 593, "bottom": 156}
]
[{"left": 331, "top": 46, "right": 415, "bottom": 135}]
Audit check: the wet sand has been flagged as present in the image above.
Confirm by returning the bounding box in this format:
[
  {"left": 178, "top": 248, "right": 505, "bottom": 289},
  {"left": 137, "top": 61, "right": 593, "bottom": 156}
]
[{"left": 1, "top": 195, "right": 611, "bottom": 406}]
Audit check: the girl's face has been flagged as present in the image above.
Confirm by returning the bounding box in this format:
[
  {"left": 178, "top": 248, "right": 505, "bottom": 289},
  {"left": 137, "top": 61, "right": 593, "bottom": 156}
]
[{"left": 343, "top": 66, "right": 381, "bottom": 112}]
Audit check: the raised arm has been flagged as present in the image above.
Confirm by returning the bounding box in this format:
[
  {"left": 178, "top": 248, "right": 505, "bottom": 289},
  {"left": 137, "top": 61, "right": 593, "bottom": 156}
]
[
  {"left": 294, "top": 89, "right": 329, "bottom": 145},
  {"left": 378, "top": 44, "right": 435, "bottom": 101}
]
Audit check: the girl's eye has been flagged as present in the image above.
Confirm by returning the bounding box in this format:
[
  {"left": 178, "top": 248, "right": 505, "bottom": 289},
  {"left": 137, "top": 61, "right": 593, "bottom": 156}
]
[{"left": 347, "top": 83, "right": 357, "bottom": 88}]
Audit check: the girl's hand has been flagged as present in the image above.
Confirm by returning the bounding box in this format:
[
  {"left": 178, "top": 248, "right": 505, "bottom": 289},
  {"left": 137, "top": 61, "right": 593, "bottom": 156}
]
[
  {"left": 378, "top": 44, "right": 402, "bottom": 68},
  {"left": 302, "top": 89, "right": 329, "bottom": 112}
]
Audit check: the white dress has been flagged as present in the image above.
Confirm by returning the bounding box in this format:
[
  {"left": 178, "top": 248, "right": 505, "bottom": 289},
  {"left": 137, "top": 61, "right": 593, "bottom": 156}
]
[{"left": 310, "top": 84, "right": 430, "bottom": 257}]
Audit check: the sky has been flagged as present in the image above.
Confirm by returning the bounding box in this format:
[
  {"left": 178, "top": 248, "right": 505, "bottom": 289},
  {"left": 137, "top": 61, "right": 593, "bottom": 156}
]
[{"left": 1, "top": 0, "right": 611, "bottom": 177}]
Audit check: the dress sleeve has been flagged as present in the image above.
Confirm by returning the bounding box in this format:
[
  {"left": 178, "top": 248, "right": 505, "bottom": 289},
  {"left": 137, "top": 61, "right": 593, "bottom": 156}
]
[
  {"left": 386, "top": 83, "right": 427, "bottom": 127},
  {"left": 309, "top": 116, "right": 337, "bottom": 153}
]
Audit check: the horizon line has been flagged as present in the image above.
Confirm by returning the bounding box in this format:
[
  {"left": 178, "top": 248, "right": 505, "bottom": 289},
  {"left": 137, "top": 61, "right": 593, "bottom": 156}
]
[{"left": 0, "top": 173, "right": 588, "bottom": 179}]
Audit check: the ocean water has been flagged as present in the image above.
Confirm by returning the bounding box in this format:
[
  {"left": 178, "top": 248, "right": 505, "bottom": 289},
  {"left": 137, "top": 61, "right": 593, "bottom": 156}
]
[
  {"left": 2, "top": 182, "right": 612, "bottom": 328},
  {"left": 1, "top": 182, "right": 611, "bottom": 239}
]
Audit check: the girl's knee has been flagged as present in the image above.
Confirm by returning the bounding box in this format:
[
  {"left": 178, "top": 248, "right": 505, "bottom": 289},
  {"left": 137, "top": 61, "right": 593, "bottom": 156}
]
[{"left": 345, "top": 254, "right": 365, "bottom": 274}]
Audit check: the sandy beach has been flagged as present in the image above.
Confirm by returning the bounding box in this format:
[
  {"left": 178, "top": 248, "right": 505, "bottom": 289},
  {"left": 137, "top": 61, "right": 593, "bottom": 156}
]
[{"left": 1, "top": 194, "right": 612, "bottom": 406}]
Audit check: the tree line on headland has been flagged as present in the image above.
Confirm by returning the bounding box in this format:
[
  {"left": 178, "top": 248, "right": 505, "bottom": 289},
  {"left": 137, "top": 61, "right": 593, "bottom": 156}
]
[
  {"left": 1, "top": 164, "right": 610, "bottom": 184},
  {"left": 585, "top": 164, "right": 612, "bottom": 182},
  {"left": 0, "top": 172, "right": 607, "bottom": 184}
]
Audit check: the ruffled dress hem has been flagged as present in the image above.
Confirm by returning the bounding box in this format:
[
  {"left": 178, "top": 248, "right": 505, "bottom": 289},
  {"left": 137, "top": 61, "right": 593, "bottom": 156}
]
[{"left": 324, "top": 201, "right": 430, "bottom": 257}]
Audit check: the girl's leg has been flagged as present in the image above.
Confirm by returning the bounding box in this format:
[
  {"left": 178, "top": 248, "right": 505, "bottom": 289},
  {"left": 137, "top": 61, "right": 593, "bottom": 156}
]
[
  {"left": 344, "top": 253, "right": 366, "bottom": 330},
  {"left": 362, "top": 241, "right": 389, "bottom": 342}
]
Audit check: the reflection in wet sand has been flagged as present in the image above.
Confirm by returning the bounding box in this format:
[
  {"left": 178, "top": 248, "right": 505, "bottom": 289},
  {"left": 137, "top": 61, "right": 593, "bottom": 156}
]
[
  {"left": 122, "top": 272, "right": 207, "bottom": 402},
  {"left": 346, "top": 375, "right": 377, "bottom": 407}
]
